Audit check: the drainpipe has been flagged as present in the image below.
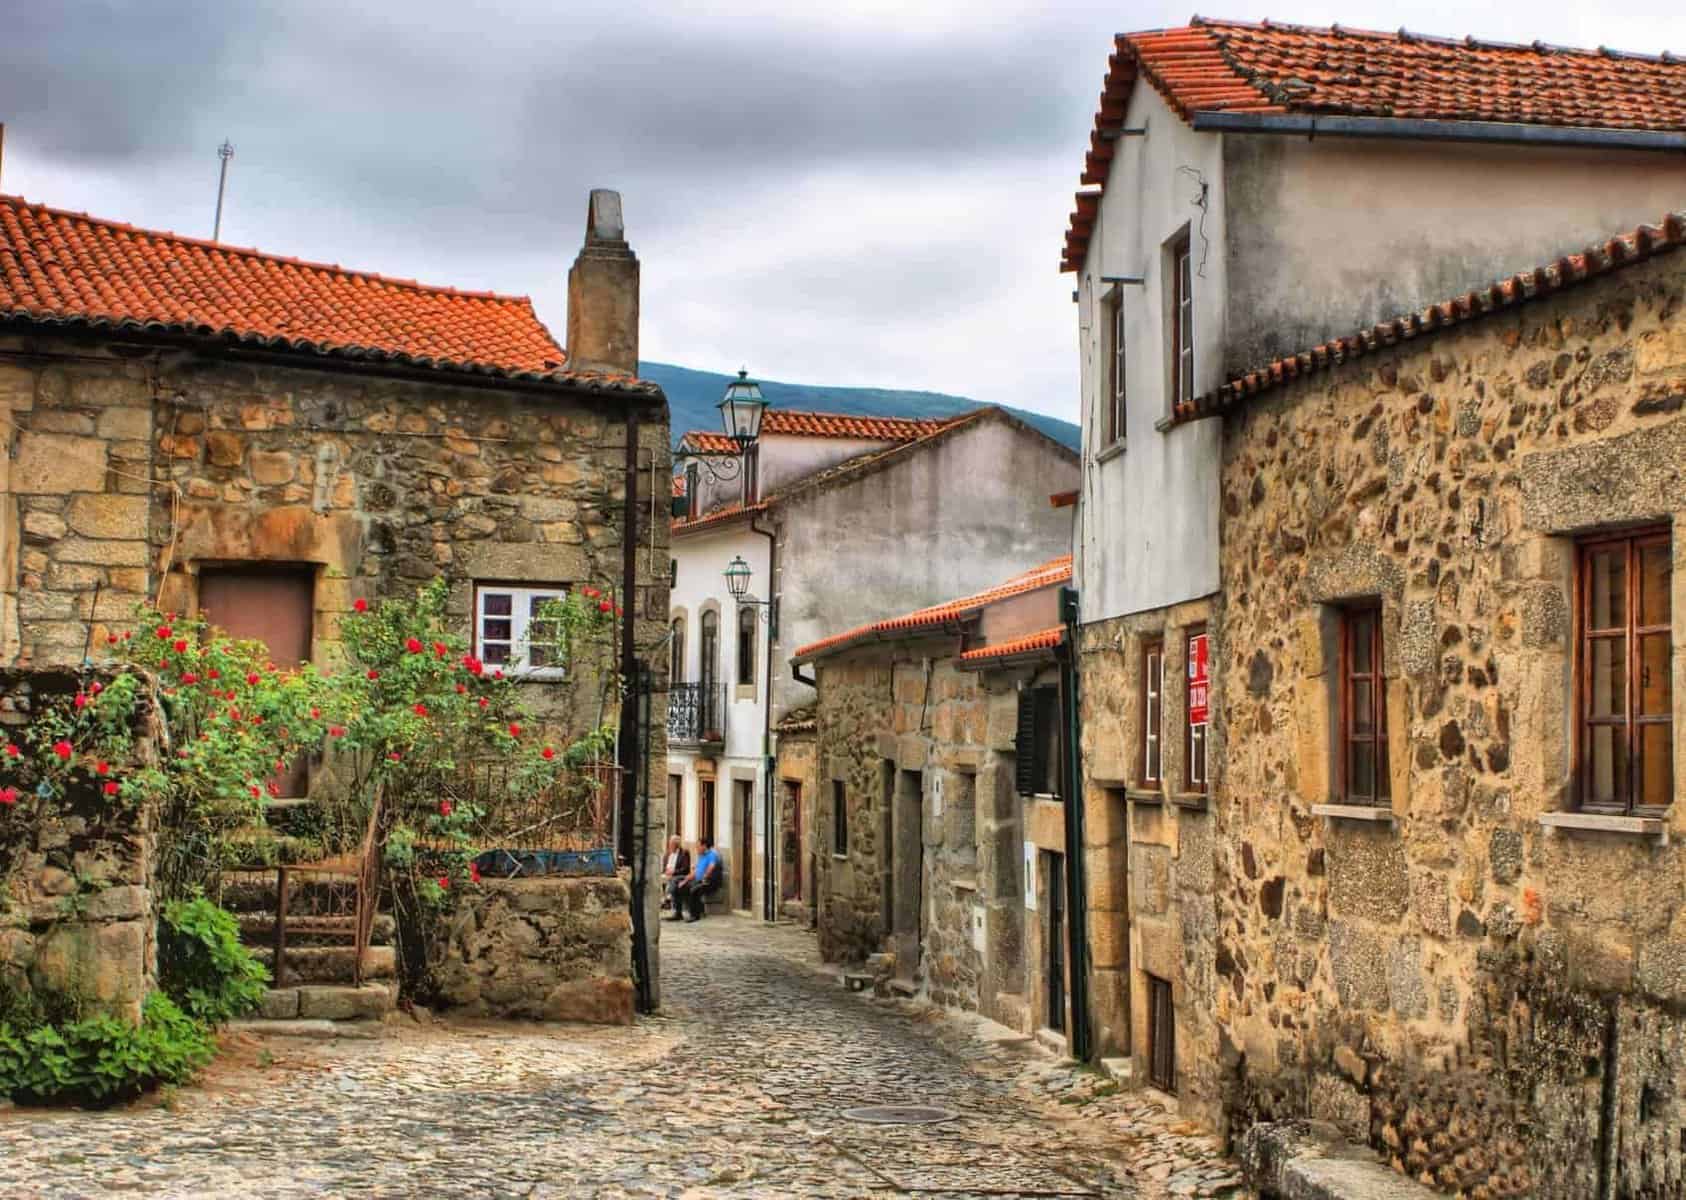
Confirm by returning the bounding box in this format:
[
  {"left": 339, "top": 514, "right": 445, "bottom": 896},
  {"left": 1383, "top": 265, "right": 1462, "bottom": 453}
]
[
  {"left": 1058, "top": 584, "right": 1091, "bottom": 1061},
  {"left": 750, "top": 515, "right": 778, "bottom": 923}
]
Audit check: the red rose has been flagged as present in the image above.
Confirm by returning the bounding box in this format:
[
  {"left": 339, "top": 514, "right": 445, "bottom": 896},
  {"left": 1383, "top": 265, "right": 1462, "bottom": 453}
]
[
  {"left": 433, "top": 642, "right": 448, "bottom": 657},
  {"left": 246, "top": 672, "right": 261, "bottom": 686},
  {"left": 181, "top": 672, "right": 198, "bottom": 684},
  {"left": 89, "top": 683, "right": 103, "bottom": 695},
  {"left": 582, "top": 586, "right": 598, "bottom": 599},
  {"left": 249, "top": 786, "right": 261, "bottom": 798},
  {"left": 367, "top": 670, "right": 380, "bottom": 681},
  {"left": 274, "top": 759, "right": 284, "bottom": 771},
  {"left": 439, "top": 800, "right": 453, "bottom": 817},
  {"left": 107, "top": 634, "right": 118, "bottom": 645},
  {"left": 406, "top": 637, "right": 423, "bottom": 653},
  {"left": 4, "top": 744, "right": 18, "bottom": 758},
  {"left": 598, "top": 600, "right": 612, "bottom": 613},
  {"left": 0, "top": 787, "right": 16, "bottom": 805},
  {"left": 52, "top": 741, "right": 72, "bottom": 760},
  {"left": 387, "top": 751, "right": 401, "bottom": 762},
  {"left": 122, "top": 631, "right": 132, "bottom": 641},
  {"left": 267, "top": 781, "right": 281, "bottom": 798},
  {"left": 103, "top": 781, "right": 120, "bottom": 797},
  {"left": 477, "top": 697, "right": 489, "bottom": 709},
  {"left": 329, "top": 726, "right": 346, "bottom": 738},
  {"left": 208, "top": 668, "right": 220, "bottom": 680},
  {"left": 508, "top": 723, "right": 521, "bottom": 738},
  {"left": 311, "top": 707, "right": 321, "bottom": 719},
  {"left": 493, "top": 670, "right": 504, "bottom": 680},
  {"left": 469, "top": 862, "right": 481, "bottom": 884},
  {"left": 541, "top": 746, "right": 555, "bottom": 761},
  {"left": 74, "top": 693, "right": 88, "bottom": 710},
  {"left": 353, "top": 598, "right": 368, "bottom": 613},
  {"left": 95, "top": 761, "right": 109, "bottom": 776},
  {"left": 413, "top": 703, "right": 428, "bottom": 717},
  {"left": 174, "top": 639, "right": 188, "bottom": 654},
  {"left": 437, "top": 875, "right": 450, "bottom": 890},
  {"left": 454, "top": 683, "right": 466, "bottom": 694},
  {"left": 156, "top": 625, "right": 172, "bottom": 639},
  {"left": 614, "top": 605, "right": 623, "bottom": 618}
]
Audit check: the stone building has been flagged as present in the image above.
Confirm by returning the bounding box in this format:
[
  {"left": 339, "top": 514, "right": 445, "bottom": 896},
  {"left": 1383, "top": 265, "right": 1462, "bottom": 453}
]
[
  {"left": 0, "top": 189, "right": 674, "bottom": 999},
  {"left": 671, "top": 406, "right": 1077, "bottom": 924},
  {"left": 1058, "top": 16, "right": 1686, "bottom": 1130},
  {"left": 790, "top": 556, "right": 1082, "bottom": 1046}
]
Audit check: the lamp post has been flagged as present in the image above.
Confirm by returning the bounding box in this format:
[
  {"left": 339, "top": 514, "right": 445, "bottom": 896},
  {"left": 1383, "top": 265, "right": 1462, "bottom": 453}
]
[
  {"left": 724, "top": 554, "right": 776, "bottom": 633},
  {"left": 679, "top": 369, "right": 767, "bottom": 486}
]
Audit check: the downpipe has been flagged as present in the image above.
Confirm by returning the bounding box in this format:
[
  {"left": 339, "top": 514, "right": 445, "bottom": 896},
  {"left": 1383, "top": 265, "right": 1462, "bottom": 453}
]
[{"left": 1058, "top": 584, "right": 1092, "bottom": 1061}]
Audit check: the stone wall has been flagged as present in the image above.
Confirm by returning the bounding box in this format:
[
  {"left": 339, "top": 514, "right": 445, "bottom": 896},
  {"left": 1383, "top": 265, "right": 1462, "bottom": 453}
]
[
  {"left": 812, "top": 641, "right": 1051, "bottom": 1034},
  {"left": 1076, "top": 598, "right": 1219, "bottom": 1102},
  {"left": 1210, "top": 251, "right": 1686, "bottom": 1196},
  {"left": 0, "top": 668, "right": 157, "bottom": 1024},
  {"left": 433, "top": 874, "right": 635, "bottom": 1025}
]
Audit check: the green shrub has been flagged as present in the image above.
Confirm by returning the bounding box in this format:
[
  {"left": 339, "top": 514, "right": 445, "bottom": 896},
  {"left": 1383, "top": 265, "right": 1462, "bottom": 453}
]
[
  {"left": 0, "top": 992, "right": 214, "bottom": 1105},
  {"left": 159, "top": 897, "right": 269, "bottom": 1025}
]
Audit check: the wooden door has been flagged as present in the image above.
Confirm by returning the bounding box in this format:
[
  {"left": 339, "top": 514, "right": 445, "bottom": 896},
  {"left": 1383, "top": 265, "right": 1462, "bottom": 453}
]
[
  {"left": 1046, "top": 851, "right": 1066, "bottom": 1033},
  {"left": 736, "top": 780, "right": 753, "bottom": 910},
  {"left": 198, "top": 568, "right": 314, "bottom": 797},
  {"left": 701, "top": 780, "right": 716, "bottom": 845}
]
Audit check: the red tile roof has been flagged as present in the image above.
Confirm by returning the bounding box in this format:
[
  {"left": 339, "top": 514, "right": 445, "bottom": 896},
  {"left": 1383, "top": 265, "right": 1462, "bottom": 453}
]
[
  {"left": 672, "top": 475, "right": 687, "bottom": 498},
  {"left": 0, "top": 194, "right": 654, "bottom": 392},
  {"left": 793, "top": 555, "right": 1072, "bottom": 662},
  {"left": 1062, "top": 18, "right": 1686, "bottom": 271},
  {"left": 958, "top": 626, "right": 1065, "bottom": 665},
  {"left": 677, "top": 408, "right": 948, "bottom": 453},
  {"left": 1173, "top": 211, "right": 1686, "bottom": 424},
  {"left": 671, "top": 500, "right": 770, "bottom": 535}
]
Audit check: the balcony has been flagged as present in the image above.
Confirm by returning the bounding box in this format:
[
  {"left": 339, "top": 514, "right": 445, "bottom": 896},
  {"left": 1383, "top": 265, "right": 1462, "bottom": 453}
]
[{"left": 669, "top": 682, "right": 726, "bottom": 750}]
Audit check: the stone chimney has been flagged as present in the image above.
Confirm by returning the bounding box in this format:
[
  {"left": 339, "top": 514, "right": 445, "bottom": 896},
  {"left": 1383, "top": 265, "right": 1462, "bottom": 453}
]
[{"left": 565, "top": 189, "right": 639, "bottom": 376}]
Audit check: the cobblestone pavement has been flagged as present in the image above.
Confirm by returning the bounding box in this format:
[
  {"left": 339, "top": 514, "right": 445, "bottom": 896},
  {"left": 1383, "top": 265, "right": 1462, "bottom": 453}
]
[{"left": 0, "top": 915, "right": 1242, "bottom": 1198}]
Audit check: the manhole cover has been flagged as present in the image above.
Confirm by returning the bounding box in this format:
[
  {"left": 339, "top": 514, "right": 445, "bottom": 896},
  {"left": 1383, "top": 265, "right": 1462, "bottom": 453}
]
[{"left": 841, "top": 1104, "right": 959, "bottom": 1125}]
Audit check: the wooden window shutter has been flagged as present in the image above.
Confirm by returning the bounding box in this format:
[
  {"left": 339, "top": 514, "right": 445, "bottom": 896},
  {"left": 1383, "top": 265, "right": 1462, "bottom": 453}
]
[{"left": 1016, "top": 689, "right": 1039, "bottom": 796}]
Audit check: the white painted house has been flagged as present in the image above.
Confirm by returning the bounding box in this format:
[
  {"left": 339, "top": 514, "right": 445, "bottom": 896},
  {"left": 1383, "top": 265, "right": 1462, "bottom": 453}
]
[{"left": 669, "top": 402, "right": 1080, "bottom": 921}]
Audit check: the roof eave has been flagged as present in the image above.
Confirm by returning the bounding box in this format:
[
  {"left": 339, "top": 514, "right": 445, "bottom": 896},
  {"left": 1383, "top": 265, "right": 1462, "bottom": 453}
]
[{"left": 1190, "top": 111, "right": 1686, "bottom": 153}]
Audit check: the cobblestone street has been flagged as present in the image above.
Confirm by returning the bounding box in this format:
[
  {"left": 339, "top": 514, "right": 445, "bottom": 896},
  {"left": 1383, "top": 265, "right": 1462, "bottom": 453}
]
[{"left": 0, "top": 915, "right": 1241, "bottom": 1198}]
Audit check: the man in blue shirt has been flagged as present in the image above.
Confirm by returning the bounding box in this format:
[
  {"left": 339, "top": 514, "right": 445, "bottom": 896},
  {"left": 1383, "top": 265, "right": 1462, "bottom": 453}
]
[{"left": 673, "top": 836, "right": 722, "bottom": 922}]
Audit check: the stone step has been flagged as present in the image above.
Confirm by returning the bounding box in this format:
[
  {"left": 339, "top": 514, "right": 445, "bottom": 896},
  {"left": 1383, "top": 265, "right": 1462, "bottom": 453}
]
[
  {"left": 252, "top": 943, "right": 397, "bottom": 986},
  {"left": 253, "top": 982, "right": 396, "bottom": 1023}
]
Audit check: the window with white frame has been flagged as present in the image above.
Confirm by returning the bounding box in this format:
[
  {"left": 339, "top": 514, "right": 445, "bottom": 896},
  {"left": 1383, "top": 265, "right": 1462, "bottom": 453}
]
[{"left": 474, "top": 583, "right": 569, "bottom": 676}]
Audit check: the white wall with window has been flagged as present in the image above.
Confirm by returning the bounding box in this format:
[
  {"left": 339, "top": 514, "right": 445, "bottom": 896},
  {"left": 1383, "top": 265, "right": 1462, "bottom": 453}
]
[{"left": 1073, "top": 81, "right": 1225, "bottom": 625}]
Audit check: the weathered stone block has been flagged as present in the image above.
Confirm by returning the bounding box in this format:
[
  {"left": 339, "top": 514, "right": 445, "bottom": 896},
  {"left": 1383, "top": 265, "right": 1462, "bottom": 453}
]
[
  {"left": 31, "top": 920, "right": 146, "bottom": 1019},
  {"left": 15, "top": 432, "right": 106, "bottom": 493},
  {"left": 1329, "top": 921, "right": 1388, "bottom": 1010},
  {"left": 81, "top": 884, "right": 148, "bottom": 921},
  {"left": 96, "top": 407, "right": 152, "bottom": 441},
  {"left": 1636, "top": 938, "right": 1686, "bottom": 1004},
  {"left": 54, "top": 537, "right": 149, "bottom": 566},
  {"left": 1327, "top": 826, "right": 1408, "bottom": 923},
  {"left": 258, "top": 988, "right": 301, "bottom": 1020},
  {"left": 66, "top": 494, "right": 149, "bottom": 539},
  {"left": 296, "top": 984, "right": 392, "bottom": 1021},
  {"left": 250, "top": 450, "right": 296, "bottom": 485}
]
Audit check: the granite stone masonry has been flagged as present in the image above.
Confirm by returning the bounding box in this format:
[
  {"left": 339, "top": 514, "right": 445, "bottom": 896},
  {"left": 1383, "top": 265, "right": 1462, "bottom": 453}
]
[{"left": 1209, "top": 249, "right": 1686, "bottom": 1196}]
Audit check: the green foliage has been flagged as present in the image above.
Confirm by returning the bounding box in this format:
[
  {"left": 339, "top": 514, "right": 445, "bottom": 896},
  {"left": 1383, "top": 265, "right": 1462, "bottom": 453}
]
[
  {"left": 158, "top": 897, "right": 269, "bottom": 1026},
  {"left": 0, "top": 992, "right": 214, "bottom": 1106}
]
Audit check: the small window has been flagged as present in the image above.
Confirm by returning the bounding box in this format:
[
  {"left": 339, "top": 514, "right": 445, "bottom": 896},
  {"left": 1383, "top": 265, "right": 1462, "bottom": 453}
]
[
  {"left": 1141, "top": 639, "right": 1164, "bottom": 785},
  {"left": 474, "top": 583, "right": 569, "bottom": 676},
  {"left": 700, "top": 610, "right": 719, "bottom": 688},
  {"left": 832, "top": 780, "right": 848, "bottom": 857},
  {"left": 1185, "top": 628, "right": 1209, "bottom": 794},
  {"left": 1015, "top": 686, "right": 1062, "bottom": 798},
  {"left": 1170, "top": 233, "right": 1193, "bottom": 411},
  {"left": 685, "top": 461, "right": 700, "bottom": 520},
  {"left": 1340, "top": 605, "right": 1389, "bottom": 804},
  {"left": 1104, "top": 290, "right": 1127, "bottom": 444},
  {"left": 1578, "top": 528, "right": 1673, "bottom": 814},
  {"left": 736, "top": 605, "right": 757, "bottom": 687},
  {"left": 743, "top": 442, "right": 761, "bottom": 504}
]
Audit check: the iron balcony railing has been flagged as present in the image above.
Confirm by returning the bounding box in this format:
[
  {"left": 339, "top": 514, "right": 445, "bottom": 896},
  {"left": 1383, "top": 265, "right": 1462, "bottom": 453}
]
[{"left": 669, "top": 681, "right": 726, "bottom": 745}]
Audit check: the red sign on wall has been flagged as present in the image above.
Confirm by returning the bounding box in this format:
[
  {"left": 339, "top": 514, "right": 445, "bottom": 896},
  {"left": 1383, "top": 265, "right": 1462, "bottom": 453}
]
[{"left": 1187, "top": 633, "right": 1210, "bottom": 727}]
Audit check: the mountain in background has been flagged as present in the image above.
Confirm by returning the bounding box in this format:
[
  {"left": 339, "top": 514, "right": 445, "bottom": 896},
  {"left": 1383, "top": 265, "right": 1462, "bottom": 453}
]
[{"left": 640, "top": 362, "right": 1080, "bottom": 451}]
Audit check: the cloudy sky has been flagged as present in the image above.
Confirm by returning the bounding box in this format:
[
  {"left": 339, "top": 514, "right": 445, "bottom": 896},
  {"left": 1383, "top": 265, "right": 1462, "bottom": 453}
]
[{"left": 3, "top": 1, "right": 1679, "bottom": 423}]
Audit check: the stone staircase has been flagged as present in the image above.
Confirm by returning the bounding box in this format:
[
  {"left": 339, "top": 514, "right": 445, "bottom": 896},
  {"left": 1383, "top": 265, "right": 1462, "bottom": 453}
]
[{"left": 222, "top": 865, "right": 397, "bottom": 1023}]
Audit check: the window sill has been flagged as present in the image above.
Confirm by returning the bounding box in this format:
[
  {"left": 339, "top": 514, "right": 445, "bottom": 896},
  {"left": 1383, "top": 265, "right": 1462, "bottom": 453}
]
[
  {"left": 733, "top": 684, "right": 757, "bottom": 702},
  {"left": 1169, "top": 793, "right": 1208, "bottom": 812},
  {"left": 1312, "top": 803, "right": 1395, "bottom": 825},
  {"left": 831, "top": 852, "right": 850, "bottom": 861},
  {"left": 1125, "top": 788, "right": 1164, "bottom": 806},
  {"left": 1095, "top": 440, "right": 1127, "bottom": 465},
  {"left": 1537, "top": 812, "right": 1667, "bottom": 842},
  {"left": 951, "top": 877, "right": 978, "bottom": 893}
]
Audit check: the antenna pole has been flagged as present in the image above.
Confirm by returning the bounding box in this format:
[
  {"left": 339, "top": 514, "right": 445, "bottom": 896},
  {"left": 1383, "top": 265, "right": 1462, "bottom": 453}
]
[{"left": 212, "top": 140, "right": 234, "bottom": 242}]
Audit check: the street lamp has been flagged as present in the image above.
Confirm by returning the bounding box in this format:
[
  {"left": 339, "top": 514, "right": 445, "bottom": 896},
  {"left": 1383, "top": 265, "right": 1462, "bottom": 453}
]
[
  {"left": 681, "top": 369, "right": 768, "bottom": 486},
  {"left": 723, "top": 555, "right": 776, "bottom": 633}
]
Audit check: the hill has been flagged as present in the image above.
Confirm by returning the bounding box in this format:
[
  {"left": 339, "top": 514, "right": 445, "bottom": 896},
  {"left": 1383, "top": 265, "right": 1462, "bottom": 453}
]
[{"left": 640, "top": 363, "right": 1080, "bottom": 451}]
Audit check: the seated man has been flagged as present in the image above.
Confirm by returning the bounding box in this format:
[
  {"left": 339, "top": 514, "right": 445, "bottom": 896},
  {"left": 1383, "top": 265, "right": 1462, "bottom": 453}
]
[
  {"left": 660, "top": 835, "right": 691, "bottom": 918},
  {"left": 672, "top": 836, "right": 722, "bottom": 922}
]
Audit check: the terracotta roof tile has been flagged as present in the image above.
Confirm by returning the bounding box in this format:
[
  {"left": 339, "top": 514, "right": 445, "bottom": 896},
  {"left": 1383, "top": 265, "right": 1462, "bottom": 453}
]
[
  {"left": 671, "top": 500, "right": 770, "bottom": 535},
  {"left": 0, "top": 194, "right": 654, "bottom": 393},
  {"left": 1171, "top": 211, "right": 1686, "bottom": 423},
  {"left": 678, "top": 408, "right": 948, "bottom": 453},
  {"left": 793, "top": 556, "right": 1072, "bottom": 662},
  {"left": 1063, "top": 19, "right": 1686, "bottom": 271},
  {"left": 958, "top": 626, "right": 1065, "bottom": 664}
]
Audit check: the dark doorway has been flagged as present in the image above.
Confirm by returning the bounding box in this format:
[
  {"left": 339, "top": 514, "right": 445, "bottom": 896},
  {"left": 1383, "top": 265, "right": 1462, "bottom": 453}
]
[
  {"left": 1148, "top": 974, "right": 1175, "bottom": 1093},
  {"left": 667, "top": 774, "right": 682, "bottom": 841},
  {"left": 892, "top": 769, "right": 924, "bottom": 987},
  {"left": 701, "top": 779, "right": 717, "bottom": 845},
  {"left": 1045, "top": 850, "right": 1066, "bottom": 1033},
  {"left": 198, "top": 567, "right": 313, "bottom": 797},
  {"left": 736, "top": 779, "right": 753, "bottom": 910},
  {"left": 781, "top": 781, "right": 802, "bottom": 903}
]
